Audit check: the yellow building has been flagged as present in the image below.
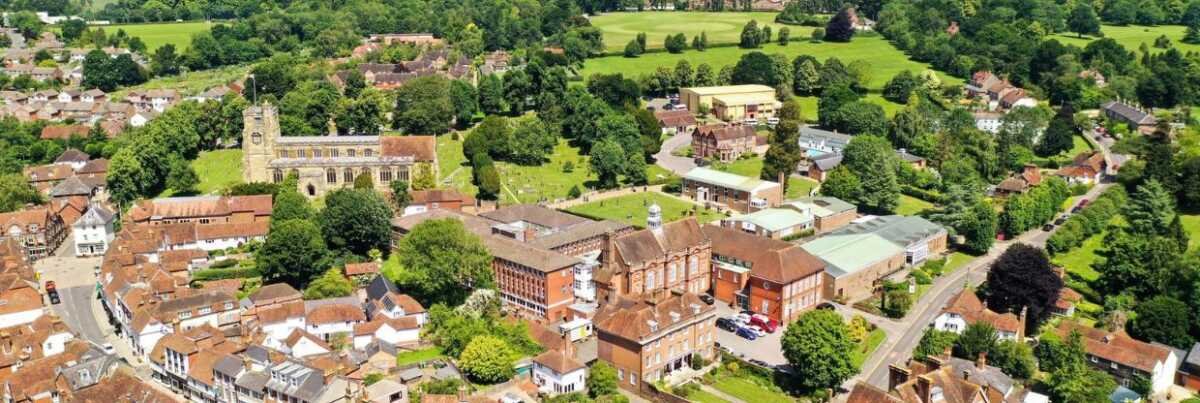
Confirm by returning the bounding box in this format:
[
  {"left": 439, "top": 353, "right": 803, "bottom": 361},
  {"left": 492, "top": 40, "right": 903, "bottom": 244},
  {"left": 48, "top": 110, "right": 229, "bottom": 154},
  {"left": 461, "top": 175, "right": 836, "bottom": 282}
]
[{"left": 679, "top": 85, "right": 779, "bottom": 122}]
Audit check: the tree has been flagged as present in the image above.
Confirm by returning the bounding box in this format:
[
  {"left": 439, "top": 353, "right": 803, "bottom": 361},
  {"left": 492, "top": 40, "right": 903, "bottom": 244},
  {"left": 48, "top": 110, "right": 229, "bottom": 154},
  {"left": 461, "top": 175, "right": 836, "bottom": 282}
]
[
  {"left": 393, "top": 219, "right": 494, "bottom": 306},
  {"left": 150, "top": 44, "right": 180, "bottom": 77},
  {"left": 60, "top": 19, "right": 87, "bottom": 42},
  {"left": 302, "top": 267, "right": 354, "bottom": 299},
  {"left": 883, "top": 70, "right": 921, "bottom": 103},
  {"left": 333, "top": 88, "right": 388, "bottom": 134},
  {"left": 1124, "top": 179, "right": 1175, "bottom": 236},
  {"left": 829, "top": 101, "right": 887, "bottom": 135},
  {"left": 106, "top": 148, "right": 146, "bottom": 206},
  {"left": 353, "top": 172, "right": 374, "bottom": 189},
  {"left": 842, "top": 135, "right": 899, "bottom": 212},
  {"left": 412, "top": 163, "right": 436, "bottom": 191},
  {"left": 589, "top": 137, "right": 627, "bottom": 189},
  {"left": 793, "top": 57, "right": 821, "bottom": 95},
  {"left": 781, "top": 310, "right": 855, "bottom": 391},
  {"left": 450, "top": 80, "right": 479, "bottom": 129},
  {"left": 821, "top": 166, "right": 862, "bottom": 201},
  {"left": 778, "top": 27, "right": 791, "bottom": 45},
  {"left": 258, "top": 219, "right": 328, "bottom": 289},
  {"left": 1130, "top": 296, "right": 1194, "bottom": 348},
  {"left": 587, "top": 361, "right": 618, "bottom": 398},
  {"left": 664, "top": 33, "right": 687, "bottom": 53},
  {"left": 393, "top": 76, "right": 454, "bottom": 134},
  {"left": 954, "top": 322, "right": 998, "bottom": 361},
  {"left": 319, "top": 189, "right": 393, "bottom": 257},
  {"left": 478, "top": 74, "right": 507, "bottom": 115},
  {"left": 1068, "top": 4, "right": 1102, "bottom": 38},
  {"left": 272, "top": 187, "right": 315, "bottom": 224},
  {"left": 1037, "top": 114, "right": 1075, "bottom": 157},
  {"left": 587, "top": 73, "right": 641, "bottom": 108},
  {"left": 165, "top": 157, "right": 199, "bottom": 194},
  {"left": 459, "top": 336, "right": 516, "bottom": 384},
  {"left": 914, "top": 329, "right": 958, "bottom": 360},
  {"left": 985, "top": 244, "right": 1063, "bottom": 334},
  {"left": 824, "top": 7, "right": 856, "bottom": 42},
  {"left": 0, "top": 174, "right": 44, "bottom": 213},
  {"left": 390, "top": 180, "right": 412, "bottom": 210},
  {"left": 732, "top": 52, "right": 788, "bottom": 88},
  {"left": 694, "top": 63, "right": 716, "bottom": 86},
  {"left": 624, "top": 39, "right": 643, "bottom": 57},
  {"left": 989, "top": 340, "right": 1037, "bottom": 380},
  {"left": 763, "top": 121, "right": 804, "bottom": 188},
  {"left": 9, "top": 11, "right": 42, "bottom": 39},
  {"left": 739, "top": 20, "right": 762, "bottom": 48}
]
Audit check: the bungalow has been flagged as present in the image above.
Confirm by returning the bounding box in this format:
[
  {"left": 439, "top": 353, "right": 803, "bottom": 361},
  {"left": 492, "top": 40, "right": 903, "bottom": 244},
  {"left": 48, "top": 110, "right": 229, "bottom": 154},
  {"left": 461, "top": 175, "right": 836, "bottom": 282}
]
[
  {"left": 933, "top": 290, "right": 1024, "bottom": 340},
  {"left": 995, "top": 164, "right": 1042, "bottom": 196},
  {"left": 1101, "top": 100, "right": 1157, "bottom": 134},
  {"left": 682, "top": 167, "right": 782, "bottom": 213},
  {"left": 654, "top": 109, "right": 697, "bottom": 136}
]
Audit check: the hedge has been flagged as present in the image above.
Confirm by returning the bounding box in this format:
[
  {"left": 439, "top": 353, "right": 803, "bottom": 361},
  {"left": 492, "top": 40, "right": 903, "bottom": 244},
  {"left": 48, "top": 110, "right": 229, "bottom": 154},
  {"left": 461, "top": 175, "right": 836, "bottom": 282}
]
[
  {"left": 1046, "top": 187, "right": 1127, "bottom": 256},
  {"left": 901, "top": 185, "right": 944, "bottom": 205},
  {"left": 192, "top": 266, "right": 262, "bottom": 281}
]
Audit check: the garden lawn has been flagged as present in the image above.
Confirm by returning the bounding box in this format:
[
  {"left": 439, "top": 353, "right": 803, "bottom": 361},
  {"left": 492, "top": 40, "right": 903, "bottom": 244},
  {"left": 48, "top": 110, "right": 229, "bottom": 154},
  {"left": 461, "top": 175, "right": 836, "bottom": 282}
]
[
  {"left": 710, "top": 377, "right": 794, "bottom": 403},
  {"left": 851, "top": 328, "right": 887, "bottom": 369},
  {"left": 688, "top": 388, "right": 729, "bottom": 403},
  {"left": 895, "top": 194, "right": 934, "bottom": 216},
  {"left": 581, "top": 35, "right": 962, "bottom": 92},
  {"left": 100, "top": 21, "right": 215, "bottom": 52},
  {"left": 565, "top": 191, "right": 726, "bottom": 227},
  {"left": 1183, "top": 214, "right": 1200, "bottom": 252},
  {"left": 395, "top": 346, "right": 445, "bottom": 366},
  {"left": 1050, "top": 25, "right": 1200, "bottom": 54},
  {"left": 496, "top": 139, "right": 596, "bottom": 204},
  {"left": 112, "top": 64, "right": 251, "bottom": 99},
  {"left": 941, "top": 251, "right": 975, "bottom": 274},
  {"left": 1051, "top": 231, "right": 1105, "bottom": 283},
  {"left": 434, "top": 135, "right": 478, "bottom": 195},
  {"left": 591, "top": 11, "right": 788, "bottom": 51},
  {"left": 710, "top": 156, "right": 819, "bottom": 198},
  {"left": 156, "top": 149, "right": 243, "bottom": 197}
]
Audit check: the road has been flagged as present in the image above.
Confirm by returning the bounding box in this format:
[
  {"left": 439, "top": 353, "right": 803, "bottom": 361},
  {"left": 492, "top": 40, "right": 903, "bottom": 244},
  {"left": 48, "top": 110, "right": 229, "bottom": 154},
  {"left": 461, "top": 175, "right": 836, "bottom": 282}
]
[
  {"left": 848, "top": 131, "right": 1119, "bottom": 393},
  {"left": 654, "top": 131, "right": 697, "bottom": 174}
]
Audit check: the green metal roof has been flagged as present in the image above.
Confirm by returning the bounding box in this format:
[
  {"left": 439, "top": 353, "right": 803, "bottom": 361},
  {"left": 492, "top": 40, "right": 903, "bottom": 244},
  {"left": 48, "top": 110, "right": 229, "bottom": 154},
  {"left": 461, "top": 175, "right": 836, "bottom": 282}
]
[
  {"left": 830, "top": 215, "right": 946, "bottom": 249},
  {"left": 683, "top": 167, "right": 777, "bottom": 193},
  {"left": 787, "top": 196, "right": 855, "bottom": 218},
  {"left": 727, "top": 208, "right": 813, "bottom": 232},
  {"left": 800, "top": 233, "right": 904, "bottom": 278}
]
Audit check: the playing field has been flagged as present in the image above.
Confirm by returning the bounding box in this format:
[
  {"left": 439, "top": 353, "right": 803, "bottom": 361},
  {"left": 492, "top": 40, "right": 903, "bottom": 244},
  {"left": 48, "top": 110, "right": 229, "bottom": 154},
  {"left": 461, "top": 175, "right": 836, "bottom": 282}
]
[
  {"left": 590, "top": 11, "right": 789, "bottom": 51},
  {"left": 580, "top": 35, "right": 962, "bottom": 91},
  {"left": 97, "top": 21, "right": 214, "bottom": 52},
  {"left": 1050, "top": 24, "right": 1200, "bottom": 53}
]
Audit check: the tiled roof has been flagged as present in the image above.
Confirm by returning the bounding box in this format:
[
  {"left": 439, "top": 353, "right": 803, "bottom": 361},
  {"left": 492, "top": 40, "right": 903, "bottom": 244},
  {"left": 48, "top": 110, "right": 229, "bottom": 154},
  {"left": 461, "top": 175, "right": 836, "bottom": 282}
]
[
  {"left": 941, "top": 290, "right": 1021, "bottom": 334},
  {"left": 344, "top": 261, "right": 379, "bottom": 276},
  {"left": 411, "top": 188, "right": 473, "bottom": 205},
  {"left": 480, "top": 204, "right": 591, "bottom": 229},
  {"left": 694, "top": 123, "right": 755, "bottom": 142},
  {"left": 249, "top": 283, "right": 301, "bottom": 305},
  {"left": 703, "top": 225, "right": 824, "bottom": 284},
  {"left": 380, "top": 135, "right": 436, "bottom": 160},
  {"left": 532, "top": 348, "right": 584, "bottom": 374},
  {"left": 194, "top": 221, "right": 269, "bottom": 240},
  {"left": 613, "top": 217, "right": 709, "bottom": 268},
  {"left": 846, "top": 383, "right": 902, "bottom": 403},
  {"left": 306, "top": 303, "right": 366, "bottom": 325},
  {"left": 593, "top": 291, "right": 714, "bottom": 342},
  {"left": 1055, "top": 321, "right": 1173, "bottom": 373}
]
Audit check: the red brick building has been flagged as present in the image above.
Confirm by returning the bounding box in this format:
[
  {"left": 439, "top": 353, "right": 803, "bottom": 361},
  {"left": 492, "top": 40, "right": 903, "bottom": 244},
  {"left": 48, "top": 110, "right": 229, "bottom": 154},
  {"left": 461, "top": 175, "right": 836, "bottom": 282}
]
[
  {"left": 595, "top": 216, "right": 712, "bottom": 301},
  {"left": 593, "top": 290, "right": 717, "bottom": 391},
  {"left": 704, "top": 225, "right": 825, "bottom": 323},
  {"left": 690, "top": 124, "right": 757, "bottom": 162}
]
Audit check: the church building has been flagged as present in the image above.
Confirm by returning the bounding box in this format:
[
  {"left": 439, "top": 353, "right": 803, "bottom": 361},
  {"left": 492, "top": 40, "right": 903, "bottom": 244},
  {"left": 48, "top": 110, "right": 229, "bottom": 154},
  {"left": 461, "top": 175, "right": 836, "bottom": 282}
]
[{"left": 241, "top": 103, "right": 437, "bottom": 198}]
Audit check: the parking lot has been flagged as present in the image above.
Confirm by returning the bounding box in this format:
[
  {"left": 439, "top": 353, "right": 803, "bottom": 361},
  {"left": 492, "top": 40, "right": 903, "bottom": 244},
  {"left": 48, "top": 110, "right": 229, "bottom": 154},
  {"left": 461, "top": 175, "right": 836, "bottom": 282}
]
[{"left": 713, "top": 303, "right": 788, "bottom": 366}]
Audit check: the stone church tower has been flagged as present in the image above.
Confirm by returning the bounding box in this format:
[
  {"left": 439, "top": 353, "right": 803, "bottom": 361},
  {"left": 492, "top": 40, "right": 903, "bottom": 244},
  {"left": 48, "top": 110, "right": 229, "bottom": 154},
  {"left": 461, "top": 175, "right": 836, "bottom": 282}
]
[{"left": 242, "top": 102, "right": 279, "bottom": 184}]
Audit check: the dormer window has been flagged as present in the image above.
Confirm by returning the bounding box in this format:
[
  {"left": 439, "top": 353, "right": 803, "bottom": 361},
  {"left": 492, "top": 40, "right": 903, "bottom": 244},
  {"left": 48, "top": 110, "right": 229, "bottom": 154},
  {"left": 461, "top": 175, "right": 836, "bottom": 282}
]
[{"left": 647, "top": 320, "right": 658, "bottom": 332}]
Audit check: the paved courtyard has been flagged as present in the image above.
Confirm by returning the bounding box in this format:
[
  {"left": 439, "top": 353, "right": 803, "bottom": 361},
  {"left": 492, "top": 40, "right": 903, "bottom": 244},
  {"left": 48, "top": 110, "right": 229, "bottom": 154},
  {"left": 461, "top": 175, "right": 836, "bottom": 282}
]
[{"left": 713, "top": 303, "right": 787, "bottom": 366}]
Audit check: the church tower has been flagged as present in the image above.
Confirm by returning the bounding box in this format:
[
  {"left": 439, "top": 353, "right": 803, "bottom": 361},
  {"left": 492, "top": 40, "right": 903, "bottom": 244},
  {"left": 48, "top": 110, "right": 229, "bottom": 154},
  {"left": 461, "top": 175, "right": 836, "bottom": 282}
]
[{"left": 242, "top": 102, "right": 279, "bottom": 184}]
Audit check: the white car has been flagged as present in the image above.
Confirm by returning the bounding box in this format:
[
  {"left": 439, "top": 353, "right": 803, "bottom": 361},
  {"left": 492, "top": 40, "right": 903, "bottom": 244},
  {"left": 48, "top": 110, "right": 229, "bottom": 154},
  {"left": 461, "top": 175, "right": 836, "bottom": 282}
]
[
  {"left": 744, "top": 118, "right": 758, "bottom": 125},
  {"left": 734, "top": 313, "right": 751, "bottom": 324},
  {"left": 102, "top": 343, "right": 115, "bottom": 354},
  {"left": 746, "top": 325, "right": 767, "bottom": 337},
  {"left": 766, "top": 117, "right": 780, "bottom": 125}
]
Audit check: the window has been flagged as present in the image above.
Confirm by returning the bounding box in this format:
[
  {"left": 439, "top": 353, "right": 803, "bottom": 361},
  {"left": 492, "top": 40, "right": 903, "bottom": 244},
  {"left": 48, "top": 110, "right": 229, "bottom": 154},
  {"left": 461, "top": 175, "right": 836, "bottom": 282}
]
[
  {"left": 331, "top": 149, "right": 339, "bottom": 157},
  {"left": 364, "top": 149, "right": 374, "bottom": 157},
  {"left": 224, "top": 302, "right": 234, "bottom": 310},
  {"left": 179, "top": 311, "right": 192, "bottom": 319},
  {"left": 348, "top": 149, "right": 357, "bottom": 157},
  {"left": 327, "top": 169, "right": 337, "bottom": 183},
  {"left": 380, "top": 168, "right": 392, "bottom": 182},
  {"left": 761, "top": 300, "right": 769, "bottom": 313},
  {"left": 646, "top": 271, "right": 656, "bottom": 290},
  {"left": 344, "top": 168, "right": 354, "bottom": 183},
  {"left": 668, "top": 264, "right": 677, "bottom": 282},
  {"left": 198, "top": 307, "right": 211, "bottom": 315},
  {"left": 399, "top": 168, "right": 410, "bottom": 181},
  {"left": 272, "top": 169, "right": 284, "bottom": 183},
  {"left": 689, "top": 256, "right": 698, "bottom": 273}
]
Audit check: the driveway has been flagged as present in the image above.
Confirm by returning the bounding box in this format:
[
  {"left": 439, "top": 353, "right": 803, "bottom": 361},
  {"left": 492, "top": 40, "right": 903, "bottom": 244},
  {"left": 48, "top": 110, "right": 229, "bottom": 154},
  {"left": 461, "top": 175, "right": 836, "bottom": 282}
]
[{"left": 654, "top": 131, "right": 696, "bottom": 175}]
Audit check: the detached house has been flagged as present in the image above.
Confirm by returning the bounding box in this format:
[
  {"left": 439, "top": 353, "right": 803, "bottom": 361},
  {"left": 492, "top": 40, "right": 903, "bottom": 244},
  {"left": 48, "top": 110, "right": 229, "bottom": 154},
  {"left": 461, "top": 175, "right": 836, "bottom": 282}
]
[
  {"left": 1055, "top": 151, "right": 1107, "bottom": 184},
  {"left": 654, "top": 109, "right": 697, "bottom": 135},
  {"left": 1055, "top": 321, "right": 1180, "bottom": 396},
  {"left": 995, "top": 164, "right": 1042, "bottom": 196},
  {"left": 531, "top": 340, "right": 586, "bottom": 396},
  {"left": 691, "top": 123, "right": 758, "bottom": 162},
  {"left": 934, "top": 290, "right": 1024, "bottom": 341}
]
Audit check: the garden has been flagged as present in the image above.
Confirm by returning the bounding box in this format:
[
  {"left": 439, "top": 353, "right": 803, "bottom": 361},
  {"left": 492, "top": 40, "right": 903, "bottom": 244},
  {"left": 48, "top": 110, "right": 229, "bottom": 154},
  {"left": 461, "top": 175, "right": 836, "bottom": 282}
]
[{"left": 564, "top": 191, "right": 726, "bottom": 228}]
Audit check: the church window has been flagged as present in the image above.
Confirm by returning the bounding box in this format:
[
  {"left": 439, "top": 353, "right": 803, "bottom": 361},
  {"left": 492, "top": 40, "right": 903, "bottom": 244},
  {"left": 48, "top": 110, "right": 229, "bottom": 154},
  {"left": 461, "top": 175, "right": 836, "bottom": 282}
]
[
  {"left": 272, "top": 169, "right": 283, "bottom": 183},
  {"left": 344, "top": 168, "right": 354, "bottom": 183},
  {"left": 399, "top": 168, "right": 410, "bottom": 181},
  {"left": 331, "top": 149, "right": 339, "bottom": 157},
  {"left": 364, "top": 149, "right": 374, "bottom": 157},
  {"left": 326, "top": 169, "right": 337, "bottom": 184},
  {"left": 380, "top": 168, "right": 392, "bottom": 182},
  {"left": 348, "top": 149, "right": 357, "bottom": 157}
]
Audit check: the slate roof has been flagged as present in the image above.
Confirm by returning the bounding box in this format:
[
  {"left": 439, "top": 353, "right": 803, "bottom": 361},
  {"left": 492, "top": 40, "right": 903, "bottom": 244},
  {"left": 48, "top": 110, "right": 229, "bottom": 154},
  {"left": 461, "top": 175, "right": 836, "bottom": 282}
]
[
  {"left": 75, "top": 203, "right": 114, "bottom": 227},
  {"left": 612, "top": 217, "right": 709, "bottom": 268},
  {"left": 809, "top": 152, "right": 843, "bottom": 171},
  {"left": 50, "top": 175, "right": 94, "bottom": 197},
  {"left": 829, "top": 215, "right": 945, "bottom": 249},
  {"left": 480, "top": 204, "right": 590, "bottom": 229},
  {"left": 1101, "top": 101, "right": 1157, "bottom": 126}
]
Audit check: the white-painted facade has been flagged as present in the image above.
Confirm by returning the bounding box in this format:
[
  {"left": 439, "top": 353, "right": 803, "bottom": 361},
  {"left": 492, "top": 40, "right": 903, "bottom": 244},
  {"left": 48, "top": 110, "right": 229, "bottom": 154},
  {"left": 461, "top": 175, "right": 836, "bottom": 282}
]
[{"left": 532, "top": 364, "right": 586, "bottom": 396}]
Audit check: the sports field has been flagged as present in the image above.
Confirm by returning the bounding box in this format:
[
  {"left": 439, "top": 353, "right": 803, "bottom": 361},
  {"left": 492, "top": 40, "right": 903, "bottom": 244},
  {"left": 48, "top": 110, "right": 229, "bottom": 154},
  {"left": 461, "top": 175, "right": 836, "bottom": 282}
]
[
  {"left": 580, "top": 35, "right": 961, "bottom": 91},
  {"left": 97, "top": 21, "right": 214, "bottom": 52},
  {"left": 590, "top": 11, "right": 788, "bottom": 51},
  {"left": 1050, "top": 24, "right": 1200, "bottom": 53}
]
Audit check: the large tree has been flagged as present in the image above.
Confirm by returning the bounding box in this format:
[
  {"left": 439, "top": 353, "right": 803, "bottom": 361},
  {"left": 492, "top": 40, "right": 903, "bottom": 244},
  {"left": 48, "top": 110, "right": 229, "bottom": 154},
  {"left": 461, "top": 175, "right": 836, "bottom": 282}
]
[
  {"left": 781, "top": 309, "right": 855, "bottom": 391},
  {"left": 319, "top": 189, "right": 393, "bottom": 256},
  {"left": 841, "top": 135, "right": 900, "bottom": 212},
  {"left": 589, "top": 137, "right": 627, "bottom": 189},
  {"left": 1130, "top": 296, "right": 1194, "bottom": 349},
  {"left": 1123, "top": 179, "right": 1176, "bottom": 236},
  {"left": 954, "top": 322, "right": 998, "bottom": 361},
  {"left": 0, "top": 174, "right": 44, "bottom": 213},
  {"left": 302, "top": 267, "right": 354, "bottom": 300},
  {"left": 458, "top": 336, "right": 517, "bottom": 384},
  {"left": 587, "top": 361, "right": 618, "bottom": 398},
  {"left": 393, "top": 219, "right": 494, "bottom": 306},
  {"left": 985, "top": 244, "right": 1063, "bottom": 334},
  {"left": 257, "top": 219, "right": 329, "bottom": 289},
  {"left": 393, "top": 76, "right": 454, "bottom": 134},
  {"left": 824, "top": 6, "right": 856, "bottom": 42},
  {"left": 1067, "top": 3, "right": 1102, "bottom": 38}
]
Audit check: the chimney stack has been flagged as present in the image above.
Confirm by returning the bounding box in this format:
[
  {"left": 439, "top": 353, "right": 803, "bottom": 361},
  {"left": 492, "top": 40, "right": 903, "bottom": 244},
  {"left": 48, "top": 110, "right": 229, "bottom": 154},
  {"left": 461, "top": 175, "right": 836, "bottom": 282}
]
[
  {"left": 916, "top": 375, "right": 933, "bottom": 403},
  {"left": 975, "top": 352, "right": 987, "bottom": 369},
  {"left": 887, "top": 364, "right": 911, "bottom": 392}
]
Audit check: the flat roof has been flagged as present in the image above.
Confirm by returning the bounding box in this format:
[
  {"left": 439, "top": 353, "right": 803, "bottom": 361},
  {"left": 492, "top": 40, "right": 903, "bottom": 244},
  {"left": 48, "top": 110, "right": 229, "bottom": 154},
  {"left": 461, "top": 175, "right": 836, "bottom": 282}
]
[
  {"left": 786, "top": 196, "right": 855, "bottom": 217},
  {"left": 711, "top": 93, "right": 780, "bottom": 106},
  {"left": 683, "top": 167, "right": 779, "bottom": 193},
  {"left": 800, "top": 233, "right": 903, "bottom": 278},
  {"left": 830, "top": 215, "right": 945, "bottom": 249},
  {"left": 681, "top": 84, "right": 776, "bottom": 96},
  {"left": 726, "top": 208, "right": 813, "bottom": 232}
]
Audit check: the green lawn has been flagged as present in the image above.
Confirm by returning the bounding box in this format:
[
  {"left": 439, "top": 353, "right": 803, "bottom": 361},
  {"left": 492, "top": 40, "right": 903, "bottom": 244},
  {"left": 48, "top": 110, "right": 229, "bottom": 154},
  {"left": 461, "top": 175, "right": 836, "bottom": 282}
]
[
  {"left": 496, "top": 140, "right": 596, "bottom": 204},
  {"left": 435, "top": 135, "right": 479, "bottom": 195},
  {"left": 112, "top": 64, "right": 250, "bottom": 99},
  {"left": 942, "top": 251, "right": 975, "bottom": 274},
  {"left": 709, "top": 156, "right": 818, "bottom": 198},
  {"left": 591, "top": 11, "right": 788, "bottom": 52},
  {"left": 1051, "top": 230, "right": 1105, "bottom": 283},
  {"left": 1050, "top": 24, "right": 1200, "bottom": 54},
  {"left": 896, "top": 194, "right": 934, "bottom": 216},
  {"left": 564, "top": 191, "right": 726, "bottom": 227},
  {"left": 850, "top": 328, "right": 887, "bottom": 369},
  {"left": 581, "top": 35, "right": 962, "bottom": 92},
  {"left": 395, "top": 346, "right": 445, "bottom": 366},
  {"left": 1183, "top": 214, "right": 1200, "bottom": 252},
  {"left": 711, "top": 377, "right": 794, "bottom": 403},
  {"left": 785, "top": 176, "right": 818, "bottom": 199},
  {"left": 100, "top": 21, "right": 215, "bottom": 52},
  {"left": 688, "top": 388, "right": 730, "bottom": 403},
  {"left": 157, "top": 149, "right": 243, "bottom": 197}
]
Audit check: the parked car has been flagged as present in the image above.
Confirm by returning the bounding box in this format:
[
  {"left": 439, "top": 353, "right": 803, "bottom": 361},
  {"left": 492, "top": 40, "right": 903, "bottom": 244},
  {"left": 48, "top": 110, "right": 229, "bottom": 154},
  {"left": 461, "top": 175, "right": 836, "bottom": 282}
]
[
  {"left": 746, "top": 325, "right": 767, "bottom": 337},
  {"left": 744, "top": 118, "right": 758, "bottom": 125},
  {"left": 749, "top": 359, "right": 770, "bottom": 368},
  {"left": 735, "top": 326, "right": 758, "bottom": 340},
  {"left": 735, "top": 313, "right": 751, "bottom": 324},
  {"left": 816, "top": 302, "right": 836, "bottom": 310},
  {"left": 1043, "top": 224, "right": 1055, "bottom": 231},
  {"left": 1054, "top": 216, "right": 1068, "bottom": 225},
  {"left": 1079, "top": 198, "right": 1090, "bottom": 208},
  {"left": 102, "top": 343, "right": 115, "bottom": 354},
  {"left": 694, "top": 157, "right": 711, "bottom": 167},
  {"left": 716, "top": 318, "right": 737, "bottom": 332},
  {"left": 766, "top": 117, "right": 780, "bottom": 125},
  {"left": 1071, "top": 206, "right": 1082, "bottom": 213},
  {"left": 750, "top": 314, "right": 779, "bottom": 333},
  {"left": 45, "top": 281, "right": 59, "bottom": 305},
  {"left": 699, "top": 294, "right": 715, "bottom": 305}
]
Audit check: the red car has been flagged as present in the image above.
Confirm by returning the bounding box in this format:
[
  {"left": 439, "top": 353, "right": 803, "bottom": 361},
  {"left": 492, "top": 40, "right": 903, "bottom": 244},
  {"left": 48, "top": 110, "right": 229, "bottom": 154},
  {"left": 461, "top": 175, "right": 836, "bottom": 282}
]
[{"left": 750, "top": 314, "right": 779, "bottom": 333}]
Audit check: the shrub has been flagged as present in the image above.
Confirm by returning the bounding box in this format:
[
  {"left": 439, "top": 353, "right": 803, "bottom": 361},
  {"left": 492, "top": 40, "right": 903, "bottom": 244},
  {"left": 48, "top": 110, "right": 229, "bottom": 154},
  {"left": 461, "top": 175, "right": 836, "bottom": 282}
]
[
  {"left": 210, "top": 258, "right": 238, "bottom": 269},
  {"left": 662, "top": 177, "right": 683, "bottom": 193},
  {"left": 672, "top": 382, "right": 700, "bottom": 397},
  {"left": 923, "top": 258, "right": 946, "bottom": 276},
  {"left": 568, "top": 185, "right": 582, "bottom": 199},
  {"left": 811, "top": 28, "right": 825, "bottom": 42},
  {"left": 911, "top": 269, "right": 932, "bottom": 285},
  {"left": 690, "top": 353, "right": 709, "bottom": 370},
  {"left": 191, "top": 266, "right": 262, "bottom": 281}
]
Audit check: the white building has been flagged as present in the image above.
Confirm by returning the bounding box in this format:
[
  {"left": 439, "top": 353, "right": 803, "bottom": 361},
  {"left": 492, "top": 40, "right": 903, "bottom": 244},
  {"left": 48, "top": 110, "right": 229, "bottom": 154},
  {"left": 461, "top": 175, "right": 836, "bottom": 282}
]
[
  {"left": 0, "top": 284, "right": 44, "bottom": 328},
  {"left": 73, "top": 204, "right": 114, "bottom": 257},
  {"left": 305, "top": 303, "right": 366, "bottom": 341},
  {"left": 934, "top": 290, "right": 1023, "bottom": 341},
  {"left": 352, "top": 317, "right": 421, "bottom": 350},
  {"left": 278, "top": 329, "right": 332, "bottom": 358},
  {"left": 531, "top": 347, "right": 586, "bottom": 396},
  {"left": 973, "top": 111, "right": 1003, "bottom": 134}
]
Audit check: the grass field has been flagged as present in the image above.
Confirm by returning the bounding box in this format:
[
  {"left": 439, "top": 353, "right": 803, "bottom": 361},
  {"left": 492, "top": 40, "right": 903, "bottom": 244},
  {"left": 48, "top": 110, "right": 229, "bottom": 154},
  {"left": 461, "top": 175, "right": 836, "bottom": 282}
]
[
  {"left": 711, "top": 377, "right": 794, "bottom": 403},
  {"left": 581, "top": 35, "right": 961, "bottom": 91},
  {"left": 565, "top": 191, "right": 726, "bottom": 227},
  {"left": 496, "top": 140, "right": 596, "bottom": 204},
  {"left": 100, "top": 21, "right": 214, "bottom": 52},
  {"left": 688, "top": 388, "right": 729, "bottom": 403},
  {"left": 1050, "top": 24, "right": 1200, "bottom": 53},
  {"left": 850, "top": 328, "right": 887, "bottom": 369},
  {"left": 896, "top": 194, "right": 935, "bottom": 216},
  {"left": 112, "top": 64, "right": 250, "bottom": 98},
  {"left": 158, "top": 149, "right": 243, "bottom": 197},
  {"left": 395, "top": 346, "right": 445, "bottom": 366},
  {"left": 942, "top": 251, "right": 975, "bottom": 274},
  {"left": 591, "top": 11, "right": 788, "bottom": 51}
]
